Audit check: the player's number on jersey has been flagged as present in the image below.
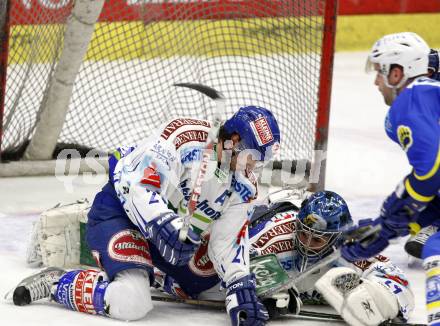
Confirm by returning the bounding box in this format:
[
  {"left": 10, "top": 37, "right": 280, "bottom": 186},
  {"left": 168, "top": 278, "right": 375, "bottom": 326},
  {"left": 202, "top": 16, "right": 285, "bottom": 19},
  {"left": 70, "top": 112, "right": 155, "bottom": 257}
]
[
  {"left": 384, "top": 280, "right": 403, "bottom": 294},
  {"left": 232, "top": 245, "right": 246, "bottom": 265}
]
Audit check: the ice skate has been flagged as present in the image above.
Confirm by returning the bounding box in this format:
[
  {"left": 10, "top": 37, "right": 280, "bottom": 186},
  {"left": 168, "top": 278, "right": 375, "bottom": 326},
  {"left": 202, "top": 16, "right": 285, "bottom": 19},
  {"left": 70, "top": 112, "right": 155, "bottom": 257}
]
[
  {"left": 11, "top": 267, "right": 65, "bottom": 306},
  {"left": 405, "top": 225, "right": 438, "bottom": 259}
]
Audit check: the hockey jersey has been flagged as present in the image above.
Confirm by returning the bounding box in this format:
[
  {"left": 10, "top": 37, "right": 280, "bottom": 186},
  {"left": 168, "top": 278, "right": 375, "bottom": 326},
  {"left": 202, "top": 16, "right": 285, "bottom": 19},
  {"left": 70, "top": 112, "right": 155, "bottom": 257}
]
[
  {"left": 385, "top": 77, "right": 440, "bottom": 201},
  {"left": 109, "top": 118, "right": 258, "bottom": 286}
]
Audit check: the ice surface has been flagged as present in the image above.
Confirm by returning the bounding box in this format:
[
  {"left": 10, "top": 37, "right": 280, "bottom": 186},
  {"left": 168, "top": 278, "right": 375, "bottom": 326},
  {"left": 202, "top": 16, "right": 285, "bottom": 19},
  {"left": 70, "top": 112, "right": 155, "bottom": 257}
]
[{"left": 0, "top": 52, "right": 427, "bottom": 324}]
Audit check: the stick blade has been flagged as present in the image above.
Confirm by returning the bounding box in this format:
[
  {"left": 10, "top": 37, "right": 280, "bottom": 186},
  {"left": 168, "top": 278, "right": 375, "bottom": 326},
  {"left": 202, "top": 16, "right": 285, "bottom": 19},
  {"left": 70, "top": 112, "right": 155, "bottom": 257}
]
[{"left": 174, "top": 83, "right": 224, "bottom": 100}]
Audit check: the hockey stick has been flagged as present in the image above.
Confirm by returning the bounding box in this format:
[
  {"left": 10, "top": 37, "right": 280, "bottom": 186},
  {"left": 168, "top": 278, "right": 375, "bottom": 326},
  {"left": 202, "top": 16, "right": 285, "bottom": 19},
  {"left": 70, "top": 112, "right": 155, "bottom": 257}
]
[
  {"left": 173, "top": 83, "right": 226, "bottom": 242},
  {"left": 150, "top": 295, "right": 425, "bottom": 325}
]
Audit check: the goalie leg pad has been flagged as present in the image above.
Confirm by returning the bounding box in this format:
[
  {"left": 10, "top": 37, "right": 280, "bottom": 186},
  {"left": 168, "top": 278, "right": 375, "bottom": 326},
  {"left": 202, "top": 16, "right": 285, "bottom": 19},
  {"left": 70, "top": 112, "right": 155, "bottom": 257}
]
[{"left": 315, "top": 267, "right": 399, "bottom": 326}]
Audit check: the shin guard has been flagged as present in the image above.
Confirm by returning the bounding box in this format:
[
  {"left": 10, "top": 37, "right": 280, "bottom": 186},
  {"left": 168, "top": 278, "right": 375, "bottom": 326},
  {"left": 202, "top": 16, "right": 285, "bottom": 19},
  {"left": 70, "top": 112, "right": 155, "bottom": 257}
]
[{"left": 53, "top": 269, "right": 109, "bottom": 316}]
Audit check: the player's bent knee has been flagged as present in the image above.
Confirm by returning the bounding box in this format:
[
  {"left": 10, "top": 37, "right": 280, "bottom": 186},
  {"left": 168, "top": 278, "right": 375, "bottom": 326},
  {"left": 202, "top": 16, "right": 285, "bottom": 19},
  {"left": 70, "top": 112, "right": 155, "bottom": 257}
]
[{"left": 105, "top": 269, "right": 153, "bottom": 321}]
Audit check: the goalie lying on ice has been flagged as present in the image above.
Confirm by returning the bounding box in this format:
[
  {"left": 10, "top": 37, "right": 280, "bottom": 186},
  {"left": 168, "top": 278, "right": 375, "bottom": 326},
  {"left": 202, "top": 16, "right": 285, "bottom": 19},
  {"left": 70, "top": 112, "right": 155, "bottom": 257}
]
[
  {"left": 15, "top": 190, "right": 414, "bottom": 326},
  {"left": 248, "top": 190, "right": 415, "bottom": 325}
]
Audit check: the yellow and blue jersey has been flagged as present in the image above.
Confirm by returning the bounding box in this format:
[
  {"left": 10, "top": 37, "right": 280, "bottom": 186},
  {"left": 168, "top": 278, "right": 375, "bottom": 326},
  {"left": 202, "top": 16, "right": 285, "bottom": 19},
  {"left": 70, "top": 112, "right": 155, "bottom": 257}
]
[{"left": 385, "top": 77, "right": 440, "bottom": 203}]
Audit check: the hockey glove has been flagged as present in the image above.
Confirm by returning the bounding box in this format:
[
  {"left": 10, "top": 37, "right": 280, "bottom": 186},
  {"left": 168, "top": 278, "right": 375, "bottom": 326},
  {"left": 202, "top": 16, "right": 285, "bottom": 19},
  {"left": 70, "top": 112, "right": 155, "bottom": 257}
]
[
  {"left": 147, "top": 212, "right": 200, "bottom": 266},
  {"left": 226, "top": 274, "right": 269, "bottom": 326},
  {"left": 341, "top": 218, "right": 389, "bottom": 262},
  {"left": 379, "top": 180, "right": 428, "bottom": 238}
]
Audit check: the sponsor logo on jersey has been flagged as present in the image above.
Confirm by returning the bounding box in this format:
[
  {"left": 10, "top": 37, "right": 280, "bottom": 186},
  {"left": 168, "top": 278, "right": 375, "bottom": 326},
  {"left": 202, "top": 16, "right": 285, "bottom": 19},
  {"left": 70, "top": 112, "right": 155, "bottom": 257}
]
[
  {"left": 161, "top": 118, "right": 210, "bottom": 140},
  {"left": 260, "top": 239, "right": 294, "bottom": 255},
  {"left": 189, "top": 233, "right": 217, "bottom": 277},
  {"left": 250, "top": 117, "right": 274, "bottom": 146},
  {"left": 74, "top": 270, "right": 99, "bottom": 314},
  {"left": 174, "top": 130, "right": 208, "bottom": 149},
  {"left": 179, "top": 180, "right": 223, "bottom": 219},
  {"left": 181, "top": 147, "right": 202, "bottom": 164},
  {"left": 397, "top": 125, "right": 413, "bottom": 152},
  {"left": 108, "top": 229, "right": 152, "bottom": 266},
  {"left": 140, "top": 164, "right": 161, "bottom": 188},
  {"left": 151, "top": 141, "right": 177, "bottom": 168},
  {"left": 195, "top": 199, "right": 222, "bottom": 219},
  {"left": 253, "top": 220, "right": 294, "bottom": 249},
  {"left": 231, "top": 174, "right": 255, "bottom": 202}
]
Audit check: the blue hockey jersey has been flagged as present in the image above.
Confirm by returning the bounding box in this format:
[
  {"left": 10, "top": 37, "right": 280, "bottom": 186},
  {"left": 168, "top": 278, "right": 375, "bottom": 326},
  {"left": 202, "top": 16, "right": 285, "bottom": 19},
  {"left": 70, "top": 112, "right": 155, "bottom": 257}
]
[{"left": 385, "top": 77, "right": 440, "bottom": 201}]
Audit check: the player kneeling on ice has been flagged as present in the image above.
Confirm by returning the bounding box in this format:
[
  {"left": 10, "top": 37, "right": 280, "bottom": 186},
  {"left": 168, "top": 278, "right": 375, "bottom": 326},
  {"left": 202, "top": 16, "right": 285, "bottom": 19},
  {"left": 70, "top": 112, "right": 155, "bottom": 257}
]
[{"left": 9, "top": 101, "right": 280, "bottom": 326}]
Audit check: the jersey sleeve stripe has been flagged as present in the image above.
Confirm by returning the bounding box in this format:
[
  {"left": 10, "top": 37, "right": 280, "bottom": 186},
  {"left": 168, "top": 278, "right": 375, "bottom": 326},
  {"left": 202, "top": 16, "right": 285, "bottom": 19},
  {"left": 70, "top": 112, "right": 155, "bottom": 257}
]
[
  {"left": 404, "top": 178, "right": 436, "bottom": 202},
  {"left": 414, "top": 145, "right": 440, "bottom": 180}
]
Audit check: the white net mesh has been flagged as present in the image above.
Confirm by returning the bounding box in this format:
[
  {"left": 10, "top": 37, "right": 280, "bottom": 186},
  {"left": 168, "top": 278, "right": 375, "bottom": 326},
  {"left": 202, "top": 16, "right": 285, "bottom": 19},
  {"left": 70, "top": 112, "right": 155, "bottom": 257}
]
[{"left": 1, "top": 0, "right": 332, "bottom": 164}]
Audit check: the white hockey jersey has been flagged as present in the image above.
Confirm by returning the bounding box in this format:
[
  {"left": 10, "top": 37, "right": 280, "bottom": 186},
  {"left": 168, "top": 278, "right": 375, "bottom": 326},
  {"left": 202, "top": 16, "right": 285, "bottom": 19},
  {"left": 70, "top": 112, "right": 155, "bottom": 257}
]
[{"left": 111, "top": 118, "right": 257, "bottom": 285}]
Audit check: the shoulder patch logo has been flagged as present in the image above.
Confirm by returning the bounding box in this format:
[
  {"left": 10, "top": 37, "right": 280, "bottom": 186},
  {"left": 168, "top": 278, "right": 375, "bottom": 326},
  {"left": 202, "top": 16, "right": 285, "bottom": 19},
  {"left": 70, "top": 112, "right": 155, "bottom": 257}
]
[{"left": 397, "top": 125, "right": 413, "bottom": 152}]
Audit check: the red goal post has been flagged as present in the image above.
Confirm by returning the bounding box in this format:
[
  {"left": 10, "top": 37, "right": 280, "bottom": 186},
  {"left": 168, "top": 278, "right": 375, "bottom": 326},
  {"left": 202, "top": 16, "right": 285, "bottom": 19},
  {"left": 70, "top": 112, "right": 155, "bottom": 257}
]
[{"left": 0, "top": 0, "right": 337, "bottom": 189}]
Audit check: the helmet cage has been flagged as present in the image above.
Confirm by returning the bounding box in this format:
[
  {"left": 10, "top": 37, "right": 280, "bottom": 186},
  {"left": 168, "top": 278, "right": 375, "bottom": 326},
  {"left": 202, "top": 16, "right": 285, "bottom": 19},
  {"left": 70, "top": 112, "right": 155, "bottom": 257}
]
[{"left": 294, "top": 217, "right": 341, "bottom": 260}]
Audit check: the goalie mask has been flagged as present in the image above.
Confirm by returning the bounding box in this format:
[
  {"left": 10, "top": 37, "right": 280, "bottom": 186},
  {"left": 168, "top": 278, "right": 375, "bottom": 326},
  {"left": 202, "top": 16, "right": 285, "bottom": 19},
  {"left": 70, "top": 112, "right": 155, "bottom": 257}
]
[
  {"left": 222, "top": 106, "right": 280, "bottom": 161},
  {"left": 295, "top": 191, "right": 353, "bottom": 268}
]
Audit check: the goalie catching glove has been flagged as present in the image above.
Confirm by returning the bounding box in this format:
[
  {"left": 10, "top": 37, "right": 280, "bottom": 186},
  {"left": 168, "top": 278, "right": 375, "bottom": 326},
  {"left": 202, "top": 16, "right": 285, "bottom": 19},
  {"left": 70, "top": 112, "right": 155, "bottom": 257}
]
[
  {"left": 315, "top": 267, "right": 399, "bottom": 326},
  {"left": 147, "top": 212, "right": 200, "bottom": 266}
]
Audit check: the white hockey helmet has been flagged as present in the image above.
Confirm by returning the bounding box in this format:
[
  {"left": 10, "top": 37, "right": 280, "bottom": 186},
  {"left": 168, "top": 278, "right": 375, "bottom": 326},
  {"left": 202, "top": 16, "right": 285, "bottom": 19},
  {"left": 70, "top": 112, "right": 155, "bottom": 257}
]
[{"left": 366, "top": 32, "right": 430, "bottom": 86}]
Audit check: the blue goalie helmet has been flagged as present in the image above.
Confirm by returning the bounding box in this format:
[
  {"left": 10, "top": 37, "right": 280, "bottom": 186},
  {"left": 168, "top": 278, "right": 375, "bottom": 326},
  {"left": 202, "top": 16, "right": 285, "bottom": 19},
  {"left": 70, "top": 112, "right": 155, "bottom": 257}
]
[
  {"left": 295, "top": 191, "right": 353, "bottom": 265},
  {"left": 223, "top": 106, "right": 280, "bottom": 160}
]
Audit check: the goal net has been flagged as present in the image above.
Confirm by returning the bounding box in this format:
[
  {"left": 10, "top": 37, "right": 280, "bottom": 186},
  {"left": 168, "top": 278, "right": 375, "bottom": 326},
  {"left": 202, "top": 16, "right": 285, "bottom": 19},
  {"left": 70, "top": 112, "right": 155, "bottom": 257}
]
[{"left": 0, "top": 0, "right": 336, "bottom": 186}]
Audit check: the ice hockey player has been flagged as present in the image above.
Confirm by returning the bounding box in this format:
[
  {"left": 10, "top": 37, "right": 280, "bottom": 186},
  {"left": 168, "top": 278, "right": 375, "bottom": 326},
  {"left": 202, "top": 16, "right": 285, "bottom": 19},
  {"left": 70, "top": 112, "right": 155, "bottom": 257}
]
[
  {"left": 339, "top": 32, "right": 440, "bottom": 325},
  {"left": 151, "top": 190, "right": 415, "bottom": 325},
  {"left": 11, "top": 105, "right": 280, "bottom": 326},
  {"left": 404, "top": 46, "right": 440, "bottom": 260}
]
